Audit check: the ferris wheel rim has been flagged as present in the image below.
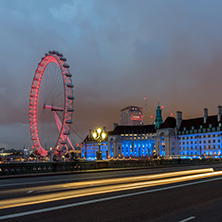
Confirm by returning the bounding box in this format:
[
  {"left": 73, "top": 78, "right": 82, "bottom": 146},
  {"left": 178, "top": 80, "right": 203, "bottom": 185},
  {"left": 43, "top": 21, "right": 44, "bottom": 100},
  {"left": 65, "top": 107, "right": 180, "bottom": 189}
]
[{"left": 29, "top": 50, "right": 74, "bottom": 156}]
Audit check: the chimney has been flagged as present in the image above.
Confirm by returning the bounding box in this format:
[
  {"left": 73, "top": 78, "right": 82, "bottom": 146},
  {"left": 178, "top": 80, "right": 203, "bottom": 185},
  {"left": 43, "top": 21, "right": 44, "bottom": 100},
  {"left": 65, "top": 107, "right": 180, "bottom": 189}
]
[
  {"left": 176, "top": 111, "right": 182, "bottom": 130},
  {"left": 113, "top": 123, "right": 118, "bottom": 130},
  {"left": 204, "top": 108, "right": 208, "bottom": 124},
  {"left": 218, "top": 106, "right": 222, "bottom": 122}
]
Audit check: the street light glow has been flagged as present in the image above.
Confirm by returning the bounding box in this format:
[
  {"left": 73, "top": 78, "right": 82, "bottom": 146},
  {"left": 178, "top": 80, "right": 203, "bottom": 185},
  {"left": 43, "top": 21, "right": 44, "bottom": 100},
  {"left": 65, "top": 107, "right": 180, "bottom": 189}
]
[
  {"left": 97, "top": 128, "right": 102, "bottom": 134},
  {"left": 91, "top": 127, "right": 107, "bottom": 160},
  {"left": 102, "top": 132, "right": 106, "bottom": 139},
  {"left": 92, "top": 132, "right": 97, "bottom": 139}
]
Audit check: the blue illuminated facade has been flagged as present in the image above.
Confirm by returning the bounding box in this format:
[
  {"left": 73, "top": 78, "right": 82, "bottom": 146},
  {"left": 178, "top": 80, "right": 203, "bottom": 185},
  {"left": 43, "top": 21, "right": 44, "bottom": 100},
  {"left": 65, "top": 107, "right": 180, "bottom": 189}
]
[
  {"left": 82, "top": 106, "right": 222, "bottom": 160},
  {"left": 83, "top": 142, "right": 108, "bottom": 160},
  {"left": 155, "top": 106, "right": 222, "bottom": 158},
  {"left": 82, "top": 124, "right": 156, "bottom": 160},
  {"left": 121, "top": 140, "right": 155, "bottom": 157}
]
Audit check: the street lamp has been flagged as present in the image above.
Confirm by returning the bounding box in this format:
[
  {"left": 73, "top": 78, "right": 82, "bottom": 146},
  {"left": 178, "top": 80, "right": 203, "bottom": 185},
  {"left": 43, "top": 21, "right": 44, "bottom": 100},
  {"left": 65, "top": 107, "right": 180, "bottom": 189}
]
[{"left": 92, "top": 128, "right": 106, "bottom": 160}]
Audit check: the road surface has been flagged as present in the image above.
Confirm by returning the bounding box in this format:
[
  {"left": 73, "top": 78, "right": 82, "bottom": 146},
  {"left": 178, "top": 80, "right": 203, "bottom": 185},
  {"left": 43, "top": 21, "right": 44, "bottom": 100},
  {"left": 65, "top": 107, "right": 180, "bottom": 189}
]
[{"left": 1, "top": 165, "right": 222, "bottom": 222}]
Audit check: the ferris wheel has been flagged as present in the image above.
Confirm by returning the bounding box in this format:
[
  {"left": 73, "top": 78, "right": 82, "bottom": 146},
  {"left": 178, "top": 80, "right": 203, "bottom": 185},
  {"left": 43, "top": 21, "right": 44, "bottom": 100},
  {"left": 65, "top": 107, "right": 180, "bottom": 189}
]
[{"left": 29, "top": 50, "right": 74, "bottom": 156}]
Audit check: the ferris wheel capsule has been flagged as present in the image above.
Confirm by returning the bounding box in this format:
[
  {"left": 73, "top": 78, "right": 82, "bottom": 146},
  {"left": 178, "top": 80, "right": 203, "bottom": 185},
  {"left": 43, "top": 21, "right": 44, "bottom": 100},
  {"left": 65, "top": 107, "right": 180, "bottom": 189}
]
[
  {"left": 65, "top": 73, "right": 72, "bottom": 77},
  {"left": 56, "top": 52, "right": 63, "bottom": 57},
  {"left": 63, "top": 63, "right": 70, "bottom": 68},
  {"left": 60, "top": 57, "right": 67, "bottom": 61},
  {"left": 67, "top": 83, "right": 74, "bottom": 88}
]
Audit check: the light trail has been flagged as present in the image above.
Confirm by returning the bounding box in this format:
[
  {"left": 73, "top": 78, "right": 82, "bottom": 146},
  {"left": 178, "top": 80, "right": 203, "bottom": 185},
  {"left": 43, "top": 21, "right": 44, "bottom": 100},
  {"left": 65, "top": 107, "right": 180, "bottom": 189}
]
[
  {"left": 0, "top": 168, "right": 213, "bottom": 195},
  {"left": 0, "top": 166, "right": 210, "bottom": 188},
  {"left": 0, "top": 169, "right": 221, "bottom": 210},
  {"left": 1, "top": 176, "right": 222, "bottom": 221}
]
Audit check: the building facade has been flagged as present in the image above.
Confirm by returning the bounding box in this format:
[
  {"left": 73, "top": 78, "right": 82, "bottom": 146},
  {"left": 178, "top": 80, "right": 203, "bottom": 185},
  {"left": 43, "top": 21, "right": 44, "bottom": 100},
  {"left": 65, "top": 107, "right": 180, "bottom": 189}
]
[
  {"left": 82, "top": 105, "right": 222, "bottom": 160},
  {"left": 156, "top": 106, "right": 222, "bottom": 158},
  {"left": 82, "top": 125, "right": 156, "bottom": 160},
  {"left": 120, "top": 106, "right": 143, "bottom": 125}
]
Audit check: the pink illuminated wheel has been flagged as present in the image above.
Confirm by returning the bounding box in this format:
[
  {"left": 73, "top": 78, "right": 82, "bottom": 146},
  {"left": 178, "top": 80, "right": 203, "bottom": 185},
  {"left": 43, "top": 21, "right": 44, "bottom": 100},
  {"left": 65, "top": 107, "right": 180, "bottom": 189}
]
[{"left": 29, "top": 50, "right": 74, "bottom": 156}]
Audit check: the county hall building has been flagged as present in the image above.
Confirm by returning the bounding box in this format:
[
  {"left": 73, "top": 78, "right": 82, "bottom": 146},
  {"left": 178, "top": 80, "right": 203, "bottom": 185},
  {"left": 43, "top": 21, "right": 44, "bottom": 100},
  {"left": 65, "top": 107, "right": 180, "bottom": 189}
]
[{"left": 82, "top": 105, "right": 222, "bottom": 160}]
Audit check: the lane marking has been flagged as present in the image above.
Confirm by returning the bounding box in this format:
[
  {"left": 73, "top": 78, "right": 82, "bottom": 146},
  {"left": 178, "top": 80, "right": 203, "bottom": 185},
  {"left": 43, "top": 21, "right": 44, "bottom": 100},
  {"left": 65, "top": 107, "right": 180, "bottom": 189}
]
[
  {"left": 179, "top": 216, "right": 195, "bottom": 222},
  {"left": 27, "top": 190, "right": 34, "bottom": 194},
  {"left": 0, "top": 176, "right": 222, "bottom": 220}
]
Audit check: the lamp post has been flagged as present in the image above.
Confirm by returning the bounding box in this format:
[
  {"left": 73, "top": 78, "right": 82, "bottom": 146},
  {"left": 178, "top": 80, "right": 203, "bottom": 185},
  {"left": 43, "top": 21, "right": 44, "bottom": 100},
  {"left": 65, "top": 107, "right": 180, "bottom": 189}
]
[{"left": 92, "top": 128, "right": 106, "bottom": 160}]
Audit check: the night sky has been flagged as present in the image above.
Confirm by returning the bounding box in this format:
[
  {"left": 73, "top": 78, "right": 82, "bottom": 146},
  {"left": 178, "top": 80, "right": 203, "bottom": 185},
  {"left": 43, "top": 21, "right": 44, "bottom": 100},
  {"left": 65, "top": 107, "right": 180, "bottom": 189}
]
[{"left": 1, "top": 0, "right": 222, "bottom": 149}]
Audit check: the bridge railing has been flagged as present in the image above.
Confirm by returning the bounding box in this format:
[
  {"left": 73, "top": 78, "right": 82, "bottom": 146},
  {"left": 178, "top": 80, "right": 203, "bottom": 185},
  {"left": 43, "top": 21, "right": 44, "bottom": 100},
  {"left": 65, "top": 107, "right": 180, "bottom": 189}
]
[{"left": 0, "top": 158, "right": 221, "bottom": 176}]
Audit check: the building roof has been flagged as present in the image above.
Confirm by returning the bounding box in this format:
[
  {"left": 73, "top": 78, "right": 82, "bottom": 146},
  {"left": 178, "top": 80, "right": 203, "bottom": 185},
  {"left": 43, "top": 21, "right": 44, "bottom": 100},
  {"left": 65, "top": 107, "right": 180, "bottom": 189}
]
[
  {"left": 179, "top": 115, "right": 221, "bottom": 131},
  {"left": 82, "top": 124, "right": 156, "bottom": 143},
  {"left": 121, "top": 106, "right": 142, "bottom": 112},
  {"left": 108, "top": 124, "right": 156, "bottom": 135},
  {"left": 159, "top": 117, "right": 176, "bottom": 129}
]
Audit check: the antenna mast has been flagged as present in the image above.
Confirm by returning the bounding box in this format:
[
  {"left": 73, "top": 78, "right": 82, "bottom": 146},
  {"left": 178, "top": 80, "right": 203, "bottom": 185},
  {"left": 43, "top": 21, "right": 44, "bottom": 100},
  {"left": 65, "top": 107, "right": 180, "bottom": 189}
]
[{"left": 143, "top": 97, "right": 147, "bottom": 124}]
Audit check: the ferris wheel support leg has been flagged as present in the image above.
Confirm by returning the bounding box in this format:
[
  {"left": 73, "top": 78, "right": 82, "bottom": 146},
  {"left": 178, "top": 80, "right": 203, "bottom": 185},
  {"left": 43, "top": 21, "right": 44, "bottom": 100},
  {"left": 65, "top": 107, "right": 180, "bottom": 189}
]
[{"left": 53, "top": 111, "right": 75, "bottom": 152}]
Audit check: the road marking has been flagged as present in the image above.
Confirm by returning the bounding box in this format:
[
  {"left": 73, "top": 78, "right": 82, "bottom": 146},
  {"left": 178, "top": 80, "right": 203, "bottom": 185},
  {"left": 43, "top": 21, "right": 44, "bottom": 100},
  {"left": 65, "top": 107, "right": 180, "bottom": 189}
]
[
  {"left": 27, "top": 190, "right": 34, "bottom": 194},
  {"left": 179, "top": 216, "right": 195, "bottom": 222},
  {"left": 0, "top": 176, "right": 222, "bottom": 220}
]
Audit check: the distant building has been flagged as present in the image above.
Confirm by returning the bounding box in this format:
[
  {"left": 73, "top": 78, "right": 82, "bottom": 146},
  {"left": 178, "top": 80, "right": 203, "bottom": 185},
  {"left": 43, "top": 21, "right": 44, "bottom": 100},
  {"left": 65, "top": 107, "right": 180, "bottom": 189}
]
[
  {"left": 156, "top": 106, "right": 222, "bottom": 157},
  {"left": 120, "top": 106, "right": 143, "bottom": 125},
  {"left": 82, "top": 105, "right": 222, "bottom": 160}
]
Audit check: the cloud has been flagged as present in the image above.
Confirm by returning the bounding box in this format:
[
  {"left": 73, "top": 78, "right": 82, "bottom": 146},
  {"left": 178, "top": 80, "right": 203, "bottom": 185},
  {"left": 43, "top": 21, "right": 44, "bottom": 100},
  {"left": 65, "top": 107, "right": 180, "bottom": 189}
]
[{"left": 1, "top": 0, "right": 222, "bottom": 148}]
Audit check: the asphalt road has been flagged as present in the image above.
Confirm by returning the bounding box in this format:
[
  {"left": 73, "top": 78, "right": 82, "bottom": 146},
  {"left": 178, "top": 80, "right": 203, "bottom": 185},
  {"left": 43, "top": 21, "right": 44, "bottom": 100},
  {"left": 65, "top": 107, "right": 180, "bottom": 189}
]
[{"left": 1, "top": 164, "right": 222, "bottom": 222}]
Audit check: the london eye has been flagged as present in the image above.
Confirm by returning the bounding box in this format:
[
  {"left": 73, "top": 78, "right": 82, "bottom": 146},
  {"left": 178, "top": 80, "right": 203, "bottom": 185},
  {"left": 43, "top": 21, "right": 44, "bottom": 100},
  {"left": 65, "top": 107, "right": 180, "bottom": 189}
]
[{"left": 29, "top": 50, "right": 74, "bottom": 156}]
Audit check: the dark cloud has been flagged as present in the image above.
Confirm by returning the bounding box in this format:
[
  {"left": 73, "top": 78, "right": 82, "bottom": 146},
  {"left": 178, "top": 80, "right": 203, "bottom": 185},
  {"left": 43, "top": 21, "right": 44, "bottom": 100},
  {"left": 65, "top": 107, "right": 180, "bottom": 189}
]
[{"left": 1, "top": 0, "right": 222, "bottom": 148}]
